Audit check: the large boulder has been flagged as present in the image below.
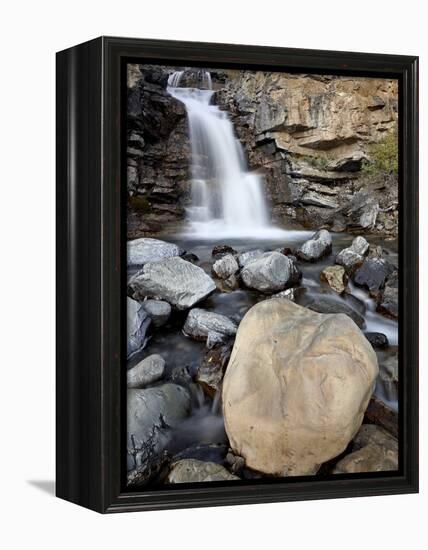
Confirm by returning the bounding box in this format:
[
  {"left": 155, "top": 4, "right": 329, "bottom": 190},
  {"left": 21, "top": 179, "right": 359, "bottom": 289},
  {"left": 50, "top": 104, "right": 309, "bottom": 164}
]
[
  {"left": 183, "top": 308, "right": 237, "bottom": 346},
  {"left": 167, "top": 459, "right": 239, "bottom": 483},
  {"left": 241, "top": 251, "right": 299, "bottom": 293},
  {"left": 335, "top": 236, "right": 369, "bottom": 273},
  {"left": 237, "top": 249, "right": 264, "bottom": 268},
  {"left": 127, "top": 237, "right": 181, "bottom": 266},
  {"left": 127, "top": 384, "right": 191, "bottom": 471},
  {"left": 127, "top": 354, "right": 166, "bottom": 388},
  {"left": 297, "top": 230, "right": 332, "bottom": 262},
  {"left": 127, "top": 297, "right": 151, "bottom": 358},
  {"left": 222, "top": 299, "right": 378, "bottom": 476},
  {"left": 128, "top": 257, "right": 216, "bottom": 310}
]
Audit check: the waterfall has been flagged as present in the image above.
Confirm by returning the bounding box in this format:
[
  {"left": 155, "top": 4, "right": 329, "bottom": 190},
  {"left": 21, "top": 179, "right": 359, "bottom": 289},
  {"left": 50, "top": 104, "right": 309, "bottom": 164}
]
[{"left": 167, "top": 70, "right": 285, "bottom": 239}]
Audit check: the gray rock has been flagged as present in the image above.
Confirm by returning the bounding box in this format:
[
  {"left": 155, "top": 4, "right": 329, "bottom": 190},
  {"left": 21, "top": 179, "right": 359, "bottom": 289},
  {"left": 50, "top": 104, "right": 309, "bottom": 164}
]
[
  {"left": 333, "top": 424, "right": 398, "bottom": 473},
  {"left": 167, "top": 459, "right": 239, "bottom": 483},
  {"left": 237, "top": 249, "right": 264, "bottom": 268},
  {"left": 353, "top": 258, "right": 395, "bottom": 297},
  {"left": 378, "top": 350, "right": 398, "bottom": 403},
  {"left": 302, "top": 295, "right": 365, "bottom": 328},
  {"left": 197, "top": 344, "right": 232, "bottom": 395},
  {"left": 335, "top": 236, "right": 369, "bottom": 273},
  {"left": 377, "top": 271, "right": 398, "bottom": 319},
  {"left": 129, "top": 257, "right": 216, "bottom": 310},
  {"left": 297, "top": 230, "right": 332, "bottom": 262},
  {"left": 327, "top": 152, "right": 367, "bottom": 172},
  {"left": 300, "top": 191, "right": 339, "bottom": 209},
  {"left": 127, "top": 384, "right": 191, "bottom": 471},
  {"left": 241, "top": 251, "right": 298, "bottom": 293},
  {"left": 141, "top": 299, "right": 171, "bottom": 327},
  {"left": 215, "top": 274, "right": 240, "bottom": 293},
  {"left": 270, "top": 288, "right": 296, "bottom": 301},
  {"left": 364, "top": 332, "right": 389, "bottom": 349},
  {"left": 127, "top": 237, "right": 181, "bottom": 266},
  {"left": 183, "top": 308, "right": 237, "bottom": 344},
  {"left": 127, "top": 297, "right": 151, "bottom": 358},
  {"left": 127, "top": 354, "right": 166, "bottom": 388},
  {"left": 212, "top": 254, "right": 239, "bottom": 279}
]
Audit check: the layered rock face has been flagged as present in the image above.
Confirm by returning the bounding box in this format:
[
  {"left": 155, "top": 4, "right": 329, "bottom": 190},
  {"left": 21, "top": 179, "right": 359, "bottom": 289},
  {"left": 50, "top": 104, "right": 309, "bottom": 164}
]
[
  {"left": 127, "top": 64, "right": 398, "bottom": 237},
  {"left": 222, "top": 299, "right": 378, "bottom": 476}
]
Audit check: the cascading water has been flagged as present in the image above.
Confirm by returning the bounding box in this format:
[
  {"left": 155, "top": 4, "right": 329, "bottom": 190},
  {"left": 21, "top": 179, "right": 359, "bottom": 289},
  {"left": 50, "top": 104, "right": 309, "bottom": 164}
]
[{"left": 167, "top": 70, "right": 286, "bottom": 238}]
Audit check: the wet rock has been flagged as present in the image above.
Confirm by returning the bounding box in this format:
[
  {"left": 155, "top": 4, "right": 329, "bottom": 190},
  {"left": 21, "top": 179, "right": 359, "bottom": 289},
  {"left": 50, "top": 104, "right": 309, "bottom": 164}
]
[
  {"left": 353, "top": 257, "right": 395, "bottom": 298},
  {"left": 212, "top": 244, "right": 237, "bottom": 258},
  {"left": 215, "top": 274, "right": 240, "bottom": 293},
  {"left": 128, "top": 257, "right": 216, "bottom": 310},
  {"left": 141, "top": 299, "right": 171, "bottom": 327},
  {"left": 127, "top": 237, "right": 181, "bottom": 266},
  {"left": 270, "top": 288, "right": 296, "bottom": 301},
  {"left": 302, "top": 294, "right": 365, "bottom": 328},
  {"left": 241, "top": 251, "right": 299, "bottom": 293},
  {"left": 335, "top": 236, "right": 369, "bottom": 273},
  {"left": 197, "top": 343, "right": 232, "bottom": 396},
  {"left": 181, "top": 252, "right": 199, "bottom": 264},
  {"left": 320, "top": 265, "right": 348, "bottom": 293},
  {"left": 225, "top": 451, "right": 246, "bottom": 475},
  {"left": 127, "top": 384, "right": 191, "bottom": 472},
  {"left": 297, "top": 230, "right": 332, "bottom": 262},
  {"left": 172, "top": 443, "right": 228, "bottom": 465},
  {"left": 364, "top": 395, "right": 398, "bottom": 437},
  {"left": 237, "top": 249, "right": 264, "bottom": 268},
  {"left": 378, "top": 350, "right": 398, "bottom": 403},
  {"left": 167, "top": 459, "right": 239, "bottom": 483},
  {"left": 377, "top": 270, "right": 398, "bottom": 319},
  {"left": 365, "top": 332, "right": 389, "bottom": 349},
  {"left": 223, "top": 299, "right": 378, "bottom": 476},
  {"left": 212, "top": 254, "right": 239, "bottom": 279},
  {"left": 127, "top": 354, "right": 166, "bottom": 388},
  {"left": 333, "top": 424, "right": 398, "bottom": 473},
  {"left": 127, "top": 297, "right": 151, "bottom": 358},
  {"left": 183, "top": 308, "right": 237, "bottom": 345}
]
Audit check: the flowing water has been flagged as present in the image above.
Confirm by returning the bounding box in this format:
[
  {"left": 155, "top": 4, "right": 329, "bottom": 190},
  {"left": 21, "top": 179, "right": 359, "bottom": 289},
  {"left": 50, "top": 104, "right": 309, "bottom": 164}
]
[
  {"left": 128, "top": 71, "right": 399, "bottom": 469},
  {"left": 167, "top": 71, "right": 289, "bottom": 239}
]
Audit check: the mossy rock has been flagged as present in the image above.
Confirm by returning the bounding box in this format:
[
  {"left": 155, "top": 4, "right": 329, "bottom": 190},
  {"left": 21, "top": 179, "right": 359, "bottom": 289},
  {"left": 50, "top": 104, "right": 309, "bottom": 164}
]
[{"left": 129, "top": 195, "right": 151, "bottom": 213}]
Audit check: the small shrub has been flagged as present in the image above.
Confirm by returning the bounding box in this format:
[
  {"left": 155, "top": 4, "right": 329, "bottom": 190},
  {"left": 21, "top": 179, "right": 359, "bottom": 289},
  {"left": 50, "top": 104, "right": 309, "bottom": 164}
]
[{"left": 362, "top": 127, "right": 398, "bottom": 176}]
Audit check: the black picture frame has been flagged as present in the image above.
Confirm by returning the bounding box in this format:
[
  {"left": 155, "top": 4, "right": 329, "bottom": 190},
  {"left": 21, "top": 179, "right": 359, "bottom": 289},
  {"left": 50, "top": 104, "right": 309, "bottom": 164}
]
[{"left": 56, "top": 36, "right": 419, "bottom": 513}]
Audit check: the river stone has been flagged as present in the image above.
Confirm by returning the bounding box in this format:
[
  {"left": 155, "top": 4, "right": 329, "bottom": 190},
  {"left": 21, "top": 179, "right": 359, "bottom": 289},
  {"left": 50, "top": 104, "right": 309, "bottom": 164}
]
[
  {"left": 127, "top": 384, "right": 191, "bottom": 471},
  {"left": 335, "top": 236, "right": 369, "bottom": 273},
  {"left": 302, "top": 294, "right": 365, "bottom": 328},
  {"left": 353, "top": 257, "right": 395, "bottom": 297},
  {"left": 127, "top": 237, "right": 181, "bottom": 266},
  {"left": 378, "top": 350, "right": 398, "bottom": 403},
  {"left": 127, "top": 297, "right": 151, "bottom": 358},
  {"left": 183, "top": 308, "right": 237, "bottom": 345},
  {"left": 297, "top": 230, "right": 332, "bottom": 262},
  {"left": 237, "top": 249, "right": 264, "bottom": 268},
  {"left": 364, "top": 332, "right": 389, "bottom": 349},
  {"left": 167, "top": 459, "right": 239, "bottom": 483},
  {"left": 222, "top": 299, "right": 378, "bottom": 476},
  {"left": 141, "top": 299, "right": 171, "bottom": 327},
  {"left": 241, "top": 251, "right": 298, "bottom": 293},
  {"left": 127, "top": 354, "right": 166, "bottom": 388},
  {"left": 212, "top": 254, "right": 239, "bottom": 279},
  {"left": 197, "top": 344, "right": 232, "bottom": 396},
  {"left": 212, "top": 244, "right": 237, "bottom": 257},
  {"left": 128, "top": 257, "right": 216, "bottom": 310},
  {"left": 377, "top": 270, "right": 398, "bottom": 319},
  {"left": 270, "top": 288, "right": 296, "bottom": 301},
  {"left": 333, "top": 424, "right": 398, "bottom": 473},
  {"left": 320, "top": 265, "right": 348, "bottom": 293}
]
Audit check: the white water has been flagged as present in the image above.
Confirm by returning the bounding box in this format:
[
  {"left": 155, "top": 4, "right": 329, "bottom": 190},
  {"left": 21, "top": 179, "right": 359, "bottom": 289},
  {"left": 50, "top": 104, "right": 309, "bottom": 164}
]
[{"left": 167, "top": 70, "right": 289, "bottom": 239}]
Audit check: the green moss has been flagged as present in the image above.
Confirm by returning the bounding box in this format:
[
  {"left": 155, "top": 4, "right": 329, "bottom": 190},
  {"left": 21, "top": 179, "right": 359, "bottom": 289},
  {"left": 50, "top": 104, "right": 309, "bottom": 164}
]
[
  {"left": 300, "top": 155, "right": 330, "bottom": 170},
  {"left": 129, "top": 195, "right": 151, "bottom": 213},
  {"left": 362, "top": 127, "right": 398, "bottom": 176}
]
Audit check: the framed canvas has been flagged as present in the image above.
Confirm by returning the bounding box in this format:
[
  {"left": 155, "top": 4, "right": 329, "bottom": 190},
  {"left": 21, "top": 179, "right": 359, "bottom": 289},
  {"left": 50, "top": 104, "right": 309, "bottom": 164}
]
[{"left": 56, "top": 36, "right": 419, "bottom": 513}]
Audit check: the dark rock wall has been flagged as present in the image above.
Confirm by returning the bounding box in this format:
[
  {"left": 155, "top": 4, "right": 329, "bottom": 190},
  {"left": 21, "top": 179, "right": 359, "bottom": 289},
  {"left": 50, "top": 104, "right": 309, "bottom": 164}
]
[{"left": 127, "top": 64, "right": 398, "bottom": 238}]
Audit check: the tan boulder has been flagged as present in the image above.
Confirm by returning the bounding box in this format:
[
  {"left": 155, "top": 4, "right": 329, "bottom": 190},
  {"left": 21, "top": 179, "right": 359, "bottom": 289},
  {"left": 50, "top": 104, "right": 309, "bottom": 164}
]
[
  {"left": 320, "top": 265, "right": 348, "bottom": 293},
  {"left": 222, "top": 299, "right": 378, "bottom": 476}
]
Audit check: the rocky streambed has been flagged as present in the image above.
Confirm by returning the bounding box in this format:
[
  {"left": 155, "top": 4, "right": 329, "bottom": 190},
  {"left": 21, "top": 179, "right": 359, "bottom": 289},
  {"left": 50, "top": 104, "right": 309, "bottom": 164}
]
[{"left": 126, "top": 229, "right": 398, "bottom": 487}]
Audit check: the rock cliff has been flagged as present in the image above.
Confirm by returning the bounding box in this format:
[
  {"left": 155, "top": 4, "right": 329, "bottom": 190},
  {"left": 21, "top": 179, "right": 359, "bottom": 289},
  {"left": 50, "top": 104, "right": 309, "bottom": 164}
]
[{"left": 127, "top": 64, "right": 398, "bottom": 237}]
